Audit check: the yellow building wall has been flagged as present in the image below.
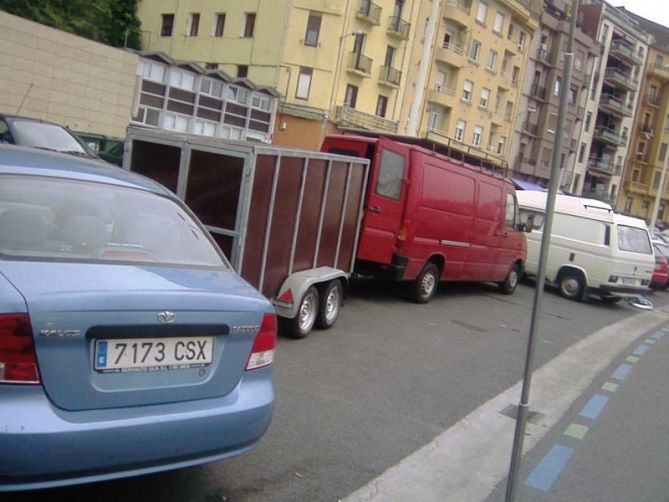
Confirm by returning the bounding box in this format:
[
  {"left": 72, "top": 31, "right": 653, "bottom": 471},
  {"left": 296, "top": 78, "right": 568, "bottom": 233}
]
[{"left": 0, "top": 11, "right": 137, "bottom": 138}]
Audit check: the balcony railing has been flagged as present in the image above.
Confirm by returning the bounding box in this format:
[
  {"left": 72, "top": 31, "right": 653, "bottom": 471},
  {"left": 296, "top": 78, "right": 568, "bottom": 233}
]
[
  {"left": 599, "top": 94, "right": 633, "bottom": 117},
  {"left": 434, "top": 83, "right": 455, "bottom": 96},
  {"left": 335, "top": 106, "right": 398, "bottom": 133},
  {"left": 444, "top": 0, "right": 472, "bottom": 14},
  {"left": 347, "top": 52, "right": 372, "bottom": 75},
  {"left": 522, "top": 121, "right": 539, "bottom": 136},
  {"left": 536, "top": 47, "right": 551, "bottom": 65},
  {"left": 379, "top": 65, "right": 402, "bottom": 86},
  {"left": 442, "top": 42, "right": 464, "bottom": 56},
  {"left": 604, "top": 67, "right": 639, "bottom": 90},
  {"left": 593, "top": 126, "right": 625, "bottom": 147},
  {"left": 610, "top": 40, "right": 644, "bottom": 66},
  {"left": 356, "top": 0, "right": 382, "bottom": 25},
  {"left": 581, "top": 188, "right": 614, "bottom": 203},
  {"left": 588, "top": 156, "right": 614, "bottom": 173},
  {"left": 647, "top": 93, "right": 661, "bottom": 107},
  {"left": 387, "top": 16, "right": 410, "bottom": 40},
  {"left": 530, "top": 83, "right": 547, "bottom": 100}
]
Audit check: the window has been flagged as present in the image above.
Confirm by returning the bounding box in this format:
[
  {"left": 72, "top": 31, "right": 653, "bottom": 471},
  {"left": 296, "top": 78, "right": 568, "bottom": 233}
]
[
  {"left": 660, "top": 143, "right": 668, "bottom": 162},
  {"left": 493, "top": 12, "right": 504, "bottom": 34},
  {"left": 427, "top": 111, "right": 440, "bottom": 130},
  {"left": 296, "top": 67, "right": 312, "bottom": 100},
  {"left": 138, "top": 60, "right": 166, "bottom": 83},
  {"left": 345, "top": 84, "right": 358, "bottom": 108},
  {"left": 237, "top": 65, "right": 248, "bottom": 78},
  {"left": 553, "top": 76, "right": 561, "bottom": 96},
  {"left": 161, "top": 14, "right": 174, "bottom": 36},
  {"left": 227, "top": 85, "right": 248, "bottom": 104},
  {"left": 569, "top": 86, "right": 577, "bottom": 105},
  {"left": 169, "top": 69, "right": 196, "bottom": 91},
  {"left": 214, "top": 14, "right": 226, "bottom": 37},
  {"left": 435, "top": 70, "right": 447, "bottom": 91},
  {"left": 476, "top": 1, "right": 488, "bottom": 24},
  {"left": 617, "top": 225, "right": 652, "bottom": 254},
  {"left": 665, "top": 113, "right": 669, "bottom": 131},
  {"left": 578, "top": 143, "right": 586, "bottom": 163},
  {"left": 517, "top": 31, "right": 526, "bottom": 51},
  {"left": 304, "top": 12, "right": 322, "bottom": 47},
  {"left": 505, "top": 193, "right": 517, "bottom": 228},
  {"left": 486, "top": 50, "right": 497, "bottom": 71},
  {"left": 455, "top": 120, "right": 466, "bottom": 142},
  {"left": 243, "top": 13, "right": 256, "bottom": 37},
  {"left": 200, "top": 78, "right": 224, "bottom": 98},
  {"left": 479, "top": 88, "right": 490, "bottom": 108},
  {"left": 547, "top": 113, "right": 558, "bottom": 133},
  {"left": 462, "top": 80, "right": 473, "bottom": 102},
  {"left": 655, "top": 54, "right": 664, "bottom": 68},
  {"left": 472, "top": 125, "right": 483, "bottom": 147},
  {"left": 497, "top": 136, "right": 506, "bottom": 155},
  {"left": 376, "top": 95, "right": 388, "bottom": 117},
  {"left": 188, "top": 13, "right": 200, "bottom": 36},
  {"left": 585, "top": 112, "right": 592, "bottom": 132},
  {"left": 204, "top": 62, "right": 218, "bottom": 70},
  {"left": 469, "top": 40, "right": 481, "bottom": 62},
  {"left": 376, "top": 149, "right": 405, "bottom": 200}
]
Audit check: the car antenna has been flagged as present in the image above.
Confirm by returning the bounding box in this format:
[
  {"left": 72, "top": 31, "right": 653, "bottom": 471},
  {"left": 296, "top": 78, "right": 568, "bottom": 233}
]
[{"left": 16, "top": 82, "right": 34, "bottom": 115}]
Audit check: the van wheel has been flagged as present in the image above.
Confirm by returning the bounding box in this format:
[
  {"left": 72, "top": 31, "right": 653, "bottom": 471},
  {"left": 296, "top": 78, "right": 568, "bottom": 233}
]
[
  {"left": 499, "top": 264, "right": 520, "bottom": 295},
  {"left": 558, "top": 272, "right": 584, "bottom": 301},
  {"left": 316, "top": 280, "right": 343, "bottom": 330},
  {"left": 280, "top": 286, "right": 319, "bottom": 339},
  {"left": 410, "top": 263, "right": 439, "bottom": 303}
]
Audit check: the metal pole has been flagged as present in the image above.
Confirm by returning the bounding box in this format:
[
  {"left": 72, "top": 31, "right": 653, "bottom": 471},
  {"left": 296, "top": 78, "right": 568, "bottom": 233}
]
[
  {"left": 505, "top": 1, "right": 578, "bottom": 500},
  {"left": 649, "top": 140, "right": 669, "bottom": 231}
]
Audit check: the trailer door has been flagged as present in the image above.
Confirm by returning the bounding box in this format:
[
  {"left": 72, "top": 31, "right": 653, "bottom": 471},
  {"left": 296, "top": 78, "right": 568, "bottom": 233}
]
[{"left": 357, "top": 137, "right": 410, "bottom": 265}]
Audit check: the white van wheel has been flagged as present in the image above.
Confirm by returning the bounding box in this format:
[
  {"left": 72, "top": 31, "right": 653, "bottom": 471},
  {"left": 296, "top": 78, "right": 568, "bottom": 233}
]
[
  {"left": 558, "top": 272, "right": 584, "bottom": 301},
  {"left": 410, "top": 263, "right": 439, "bottom": 303}
]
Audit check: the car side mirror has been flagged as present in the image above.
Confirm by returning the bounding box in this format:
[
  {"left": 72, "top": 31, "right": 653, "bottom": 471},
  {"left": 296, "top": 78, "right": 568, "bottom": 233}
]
[{"left": 520, "top": 214, "right": 534, "bottom": 232}]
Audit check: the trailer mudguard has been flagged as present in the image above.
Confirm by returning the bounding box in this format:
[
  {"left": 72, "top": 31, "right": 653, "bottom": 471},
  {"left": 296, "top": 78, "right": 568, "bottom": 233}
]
[{"left": 273, "top": 267, "right": 348, "bottom": 319}]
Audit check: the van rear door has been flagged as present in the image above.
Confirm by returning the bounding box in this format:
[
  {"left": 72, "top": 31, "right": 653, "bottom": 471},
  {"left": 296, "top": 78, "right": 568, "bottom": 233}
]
[
  {"left": 356, "top": 137, "right": 410, "bottom": 265},
  {"left": 495, "top": 189, "right": 524, "bottom": 281}
]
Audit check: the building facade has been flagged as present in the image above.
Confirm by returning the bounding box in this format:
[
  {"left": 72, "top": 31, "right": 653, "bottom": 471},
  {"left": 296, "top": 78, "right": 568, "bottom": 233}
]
[
  {"left": 508, "top": 0, "right": 598, "bottom": 191},
  {"left": 618, "top": 12, "right": 669, "bottom": 225}
]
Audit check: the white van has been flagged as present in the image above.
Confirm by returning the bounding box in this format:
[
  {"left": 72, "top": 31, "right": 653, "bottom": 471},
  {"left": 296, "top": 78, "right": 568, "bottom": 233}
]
[{"left": 516, "top": 190, "right": 654, "bottom": 302}]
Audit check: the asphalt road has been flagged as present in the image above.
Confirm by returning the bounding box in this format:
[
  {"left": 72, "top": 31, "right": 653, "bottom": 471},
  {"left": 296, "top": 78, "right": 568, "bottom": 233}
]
[{"left": 8, "top": 280, "right": 669, "bottom": 502}]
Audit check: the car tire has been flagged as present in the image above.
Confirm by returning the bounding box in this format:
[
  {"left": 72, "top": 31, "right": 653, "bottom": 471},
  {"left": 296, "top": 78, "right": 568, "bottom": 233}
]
[
  {"left": 410, "top": 262, "right": 439, "bottom": 304},
  {"left": 558, "top": 272, "right": 584, "bottom": 301},
  {"left": 498, "top": 264, "right": 520, "bottom": 295},
  {"left": 280, "top": 286, "right": 319, "bottom": 339},
  {"left": 316, "top": 280, "right": 343, "bottom": 330}
]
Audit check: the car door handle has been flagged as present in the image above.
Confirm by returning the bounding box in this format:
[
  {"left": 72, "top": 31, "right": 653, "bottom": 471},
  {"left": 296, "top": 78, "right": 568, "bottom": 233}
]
[{"left": 368, "top": 206, "right": 381, "bottom": 214}]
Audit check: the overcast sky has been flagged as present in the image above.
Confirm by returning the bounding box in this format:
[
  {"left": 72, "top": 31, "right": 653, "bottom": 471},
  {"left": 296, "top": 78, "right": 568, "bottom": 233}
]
[{"left": 608, "top": 0, "right": 669, "bottom": 29}]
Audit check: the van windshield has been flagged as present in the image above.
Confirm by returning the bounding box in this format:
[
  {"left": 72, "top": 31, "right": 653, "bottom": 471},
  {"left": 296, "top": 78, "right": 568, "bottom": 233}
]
[{"left": 617, "top": 225, "right": 652, "bottom": 254}]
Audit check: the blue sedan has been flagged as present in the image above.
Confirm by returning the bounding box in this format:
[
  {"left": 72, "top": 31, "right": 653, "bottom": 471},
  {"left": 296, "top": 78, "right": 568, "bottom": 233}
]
[{"left": 0, "top": 145, "right": 276, "bottom": 491}]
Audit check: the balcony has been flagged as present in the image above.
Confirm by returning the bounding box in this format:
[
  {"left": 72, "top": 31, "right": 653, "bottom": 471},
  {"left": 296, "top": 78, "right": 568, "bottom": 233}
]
[
  {"left": 609, "top": 40, "right": 644, "bottom": 67},
  {"left": 581, "top": 188, "right": 614, "bottom": 203},
  {"left": 379, "top": 65, "right": 402, "bottom": 87},
  {"left": 649, "top": 60, "right": 669, "bottom": 79},
  {"left": 435, "top": 43, "right": 467, "bottom": 67},
  {"left": 587, "top": 157, "right": 614, "bottom": 175},
  {"left": 521, "top": 121, "right": 539, "bottom": 136},
  {"left": 593, "top": 126, "right": 625, "bottom": 147},
  {"left": 334, "top": 106, "right": 398, "bottom": 133},
  {"left": 346, "top": 52, "right": 373, "bottom": 77},
  {"left": 535, "top": 46, "right": 552, "bottom": 65},
  {"left": 639, "top": 124, "right": 655, "bottom": 137},
  {"left": 625, "top": 180, "right": 650, "bottom": 195},
  {"left": 646, "top": 93, "right": 662, "bottom": 107},
  {"left": 599, "top": 94, "right": 633, "bottom": 118},
  {"left": 356, "top": 0, "right": 382, "bottom": 25},
  {"left": 529, "top": 83, "right": 547, "bottom": 101},
  {"left": 428, "top": 84, "right": 456, "bottom": 107},
  {"left": 387, "top": 16, "right": 410, "bottom": 40},
  {"left": 603, "top": 67, "right": 639, "bottom": 91},
  {"left": 443, "top": 0, "right": 471, "bottom": 28}
]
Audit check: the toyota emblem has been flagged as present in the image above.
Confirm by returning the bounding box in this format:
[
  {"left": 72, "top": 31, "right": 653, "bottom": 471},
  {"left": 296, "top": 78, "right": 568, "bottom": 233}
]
[{"left": 157, "top": 311, "right": 176, "bottom": 324}]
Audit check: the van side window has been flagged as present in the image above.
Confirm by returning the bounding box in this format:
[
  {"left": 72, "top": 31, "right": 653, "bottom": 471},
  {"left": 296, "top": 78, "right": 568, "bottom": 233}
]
[
  {"left": 519, "top": 209, "right": 544, "bottom": 230},
  {"left": 505, "top": 193, "right": 516, "bottom": 228},
  {"left": 375, "top": 149, "right": 405, "bottom": 200}
]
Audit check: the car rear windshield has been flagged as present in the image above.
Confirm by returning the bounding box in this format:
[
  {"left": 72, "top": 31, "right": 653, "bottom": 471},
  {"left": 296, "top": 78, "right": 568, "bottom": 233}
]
[
  {"left": 617, "top": 225, "right": 652, "bottom": 255},
  {"left": 0, "top": 174, "right": 226, "bottom": 267},
  {"left": 10, "top": 120, "right": 90, "bottom": 157}
]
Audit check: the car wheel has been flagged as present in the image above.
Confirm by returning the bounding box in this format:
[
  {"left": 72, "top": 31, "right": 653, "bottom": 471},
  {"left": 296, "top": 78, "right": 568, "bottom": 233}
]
[
  {"left": 410, "top": 262, "right": 439, "bottom": 304},
  {"left": 498, "top": 264, "right": 520, "bottom": 295},
  {"left": 281, "top": 286, "right": 319, "bottom": 339},
  {"left": 316, "top": 280, "right": 343, "bottom": 330},
  {"left": 558, "top": 272, "right": 584, "bottom": 301}
]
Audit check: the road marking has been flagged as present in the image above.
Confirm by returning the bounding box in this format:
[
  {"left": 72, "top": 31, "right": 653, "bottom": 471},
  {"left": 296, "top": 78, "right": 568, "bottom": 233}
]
[
  {"left": 579, "top": 394, "right": 609, "bottom": 420},
  {"left": 651, "top": 331, "right": 665, "bottom": 340},
  {"left": 601, "top": 382, "right": 619, "bottom": 392},
  {"left": 633, "top": 344, "right": 650, "bottom": 356},
  {"left": 343, "top": 308, "right": 669, "bottom": 502},
  {"left": 525, "top": 444, "right": 574, "bottom": 492},
  {"left": 626, "top": 356, "right": 639, "bottom": 363},
  {"left": 611, "top": 363, "right": 633, "bottom": 381},
  {"left": 644, "top": 339, "right": 656, "bottom": 344},
  {"left": 564, "top": 423, "right": 589, "bottom": 439}
]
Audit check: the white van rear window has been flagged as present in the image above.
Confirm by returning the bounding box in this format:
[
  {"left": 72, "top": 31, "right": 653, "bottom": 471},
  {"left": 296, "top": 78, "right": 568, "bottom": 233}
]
[{"left": 617, "top": 225, "right": 652, "bottom": 254}]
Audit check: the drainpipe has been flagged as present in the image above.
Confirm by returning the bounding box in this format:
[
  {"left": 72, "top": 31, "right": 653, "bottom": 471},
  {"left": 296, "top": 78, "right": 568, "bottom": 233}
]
[
  {"left": 406, "top": 0, "right": 440, "bottom": 136},
  {"left": 392, "top": 0, "right": 417, "bottom": 123}
]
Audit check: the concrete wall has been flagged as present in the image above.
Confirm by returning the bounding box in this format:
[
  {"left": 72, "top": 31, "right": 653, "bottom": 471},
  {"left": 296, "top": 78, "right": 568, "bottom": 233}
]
[{"left": 0, "top": 11, "right": 137, "bottom": 138}]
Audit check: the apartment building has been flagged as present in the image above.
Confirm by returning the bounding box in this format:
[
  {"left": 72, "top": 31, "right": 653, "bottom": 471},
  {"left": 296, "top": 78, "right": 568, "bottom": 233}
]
[
  {"left": 137, "top": 0, "right": 421, "bottom": 149},
  {"left": 399, "top": 0, "right": 540, "bottom": 169},
  {"left": 618, "top": 13, "right": 669, "bottom": 224},
  {"left": 507, "top": 0, "right": 598, "bottom": 190},
  {"left": 575, "top": 0, "right": 650, "bottom": 203}
]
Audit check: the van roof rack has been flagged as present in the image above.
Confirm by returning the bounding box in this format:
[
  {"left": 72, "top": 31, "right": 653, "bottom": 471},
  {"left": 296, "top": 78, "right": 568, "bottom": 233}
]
[{"left": 582, "top": 203, "right": 612, "bottom": 212}]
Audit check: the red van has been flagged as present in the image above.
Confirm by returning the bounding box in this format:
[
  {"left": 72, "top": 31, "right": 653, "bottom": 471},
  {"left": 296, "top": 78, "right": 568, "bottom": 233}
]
[{"left": 321, "top": 135, "right": 527, "bottom": 303}]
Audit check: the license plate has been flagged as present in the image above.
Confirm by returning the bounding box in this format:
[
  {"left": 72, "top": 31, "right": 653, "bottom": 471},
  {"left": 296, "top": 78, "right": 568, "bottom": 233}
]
[
  {"left": 622, "top": 277, "right": 638, "bottom": 285},
  {"left": 95, "top": 337, "right": 214, "bottom": 373}
]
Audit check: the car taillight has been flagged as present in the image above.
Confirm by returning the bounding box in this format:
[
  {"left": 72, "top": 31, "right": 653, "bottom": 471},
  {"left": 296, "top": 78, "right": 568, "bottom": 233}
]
[
  {"left": 246, "top": 313, "right": 277, "bottom": 371},
  {"left": 0, "top": 313, "right": 40, "bottom": 385}
]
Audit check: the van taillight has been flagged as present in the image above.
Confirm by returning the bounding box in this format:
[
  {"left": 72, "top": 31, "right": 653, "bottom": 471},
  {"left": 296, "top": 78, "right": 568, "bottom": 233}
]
[
  {"left": 397, "top": 225, "right": 407, "bottom": 242},
  {"left": 246, "top": 313, "right": 277, "bottom": 371},
  {"left": 0, "top": 314, "right": 40, "bottom": 385}
]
